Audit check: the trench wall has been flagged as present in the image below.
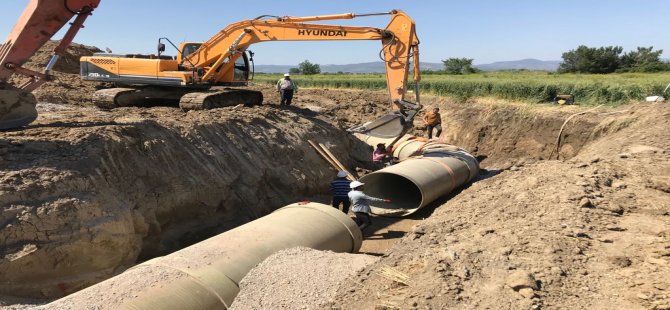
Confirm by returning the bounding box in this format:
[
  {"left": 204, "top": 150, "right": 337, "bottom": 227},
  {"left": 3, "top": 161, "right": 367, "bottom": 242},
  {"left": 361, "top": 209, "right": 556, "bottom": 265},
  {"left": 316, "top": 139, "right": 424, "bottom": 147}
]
[
  {"left": 0, "top": 108, "right": 356, "bottom": 298},
  {"left": 428, "top": 102, "right": 610, "bottom": 166}
]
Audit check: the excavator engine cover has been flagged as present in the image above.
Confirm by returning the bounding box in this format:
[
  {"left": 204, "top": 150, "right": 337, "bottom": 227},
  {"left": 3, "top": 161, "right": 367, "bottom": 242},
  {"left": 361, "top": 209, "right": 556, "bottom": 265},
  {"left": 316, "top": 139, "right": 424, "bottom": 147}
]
[
  {"left": 0, "top": 85, "right": 38, "bottom": 130},
  {"left": 353, "top": 113, "right": 406, "bottom": 138}
]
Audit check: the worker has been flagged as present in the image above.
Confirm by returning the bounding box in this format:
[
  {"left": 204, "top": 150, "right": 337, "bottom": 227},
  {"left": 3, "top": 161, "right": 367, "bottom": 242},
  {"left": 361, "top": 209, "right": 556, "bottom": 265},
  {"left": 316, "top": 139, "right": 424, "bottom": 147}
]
[
  {"left": 372, "top": 143, "right": 392, "bottom": 168},
  {"left": 330, "top": 170, "right": 352, "bottom": 214},
  {"left": 348, "top": 181, "right": 391, "bottom": 230},
  {"left": 423, "top": 107, "right": 442, "bottom": 139},
  {"left": 276, "top": 73, "right": 298, "bottom": 106}
]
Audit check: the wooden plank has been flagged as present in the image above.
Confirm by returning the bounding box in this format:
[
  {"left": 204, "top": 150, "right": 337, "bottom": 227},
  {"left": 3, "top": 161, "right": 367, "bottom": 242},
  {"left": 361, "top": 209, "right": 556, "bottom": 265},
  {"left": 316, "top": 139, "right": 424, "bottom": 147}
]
[
  {"left": 318, "top": 142, "right": 356, "bottom": 181},
  {"left": 307, "top": 140, "right": 340, "bottom": 172}
]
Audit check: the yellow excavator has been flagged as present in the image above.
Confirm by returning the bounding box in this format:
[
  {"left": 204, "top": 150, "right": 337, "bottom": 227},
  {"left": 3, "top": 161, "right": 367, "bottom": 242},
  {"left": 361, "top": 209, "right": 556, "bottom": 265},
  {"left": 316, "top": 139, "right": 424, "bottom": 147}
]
[
  {"left": 80, "top": 10, "right": 422, "bottom": 139},
  {"left": 1, "top": 2, "right": 421, "bottom": 139}
]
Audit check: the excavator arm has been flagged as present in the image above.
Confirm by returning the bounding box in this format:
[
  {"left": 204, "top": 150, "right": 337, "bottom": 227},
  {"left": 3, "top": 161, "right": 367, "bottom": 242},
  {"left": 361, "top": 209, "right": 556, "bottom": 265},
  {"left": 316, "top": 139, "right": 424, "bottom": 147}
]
[
  {"left": 183, "top": 10, "right": 421, "bottom": 139},
  {"left": 0, "top": 0, "right": 99, "bottom": 129}
]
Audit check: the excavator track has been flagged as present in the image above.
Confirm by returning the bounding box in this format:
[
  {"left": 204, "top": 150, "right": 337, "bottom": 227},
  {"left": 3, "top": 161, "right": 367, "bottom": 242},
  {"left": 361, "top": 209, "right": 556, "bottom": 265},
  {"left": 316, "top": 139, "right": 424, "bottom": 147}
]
[
  {"left": 179, "top": 88, "right": 263, "bottom": 111},
  {"left": 92, "top": 87, "right": 263, "bottom": 111},
  {"left": 0, "top": 84, "right": 38, "bottom": 130},
  {"left": 92, "top": 88, "right": 142, "bottom": 109}
]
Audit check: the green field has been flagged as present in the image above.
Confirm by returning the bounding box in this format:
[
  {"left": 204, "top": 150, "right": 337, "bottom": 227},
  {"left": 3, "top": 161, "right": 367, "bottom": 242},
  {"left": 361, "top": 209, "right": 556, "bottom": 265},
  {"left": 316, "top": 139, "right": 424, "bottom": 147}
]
[{"left": 254, "top": 71, "right": 670, "bottom": 106}]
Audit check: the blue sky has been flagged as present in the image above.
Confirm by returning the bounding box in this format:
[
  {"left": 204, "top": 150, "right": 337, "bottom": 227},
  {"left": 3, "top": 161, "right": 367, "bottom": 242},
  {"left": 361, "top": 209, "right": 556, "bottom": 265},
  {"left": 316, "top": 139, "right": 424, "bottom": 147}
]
[{"left": 1, "top": 1, "right": 669, "bottom": 65}]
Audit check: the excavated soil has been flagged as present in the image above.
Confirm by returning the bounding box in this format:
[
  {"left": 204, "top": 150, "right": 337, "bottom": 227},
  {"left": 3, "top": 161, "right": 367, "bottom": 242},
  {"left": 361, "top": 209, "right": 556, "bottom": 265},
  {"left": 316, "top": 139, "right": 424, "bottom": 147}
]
[
  {"left": 0, "top": 103, "right": 365, "bottom": 299},
  {"left": 230, "top": 247, "right": 378, "bottom": 310},
  {"left": 2, "top": 42, "right": 669, "bottom": 309},
  {"left": 7, "top": 41, "right": 101, "bottom": 105}
]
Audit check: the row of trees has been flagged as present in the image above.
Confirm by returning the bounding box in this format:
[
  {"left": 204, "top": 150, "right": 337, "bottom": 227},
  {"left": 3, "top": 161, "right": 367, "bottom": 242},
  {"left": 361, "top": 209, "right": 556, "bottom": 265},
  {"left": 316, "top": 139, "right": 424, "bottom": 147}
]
[
  {"left": 440, "top": 46, "right": 669, "bottom": 75},
  {"left": 284, "top": 46, "right": 668, "bottom": 75},
  {"left": 558, "top": 46, "right": 668, "bottom": 73}
]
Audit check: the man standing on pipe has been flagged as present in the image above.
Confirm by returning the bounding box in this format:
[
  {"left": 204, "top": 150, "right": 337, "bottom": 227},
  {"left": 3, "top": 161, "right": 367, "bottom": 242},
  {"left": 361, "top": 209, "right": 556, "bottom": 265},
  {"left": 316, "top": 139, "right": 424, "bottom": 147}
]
[
  {"left": 348, "top": 181, "right": 391, "bottom": 230},
  {"left": 331, "top": 170, "right": 352, "bottom": 214}
]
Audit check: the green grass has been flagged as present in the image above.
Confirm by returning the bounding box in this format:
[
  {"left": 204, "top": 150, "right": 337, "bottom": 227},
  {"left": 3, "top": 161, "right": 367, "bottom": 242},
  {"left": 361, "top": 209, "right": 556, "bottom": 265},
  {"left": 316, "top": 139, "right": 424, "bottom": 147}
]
[{"left": 253, "top": 71, "right": 670, "bottom": 106}]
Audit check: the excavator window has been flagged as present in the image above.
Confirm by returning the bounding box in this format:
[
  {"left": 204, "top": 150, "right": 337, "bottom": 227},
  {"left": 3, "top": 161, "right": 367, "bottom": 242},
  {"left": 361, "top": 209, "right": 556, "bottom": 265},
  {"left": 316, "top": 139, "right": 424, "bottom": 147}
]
[
  {"left": 182, "top": 43, "right": 203, "bottom": 59},
  {"left": 233, "top": 53, "right": 249, "bottom": 82}
]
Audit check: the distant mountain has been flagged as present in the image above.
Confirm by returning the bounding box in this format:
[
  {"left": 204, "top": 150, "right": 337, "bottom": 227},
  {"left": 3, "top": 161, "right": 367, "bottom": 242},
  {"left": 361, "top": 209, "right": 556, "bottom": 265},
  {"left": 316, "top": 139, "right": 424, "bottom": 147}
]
[
  {"left": 254, "top": 62, "right": 442, "bottom": 73},
  {"left": 254, "top": 58, "right": 561, "bottom": 74},
  {"left": 475, "top": 58, "right": 561, "bottom": 71}
]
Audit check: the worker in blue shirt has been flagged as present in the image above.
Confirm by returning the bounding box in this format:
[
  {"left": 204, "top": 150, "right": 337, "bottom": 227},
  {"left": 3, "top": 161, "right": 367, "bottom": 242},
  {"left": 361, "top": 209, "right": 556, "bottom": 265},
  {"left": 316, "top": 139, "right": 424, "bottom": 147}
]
[{"left": 330, "top": 170, "right": 352, "bottom": 214}]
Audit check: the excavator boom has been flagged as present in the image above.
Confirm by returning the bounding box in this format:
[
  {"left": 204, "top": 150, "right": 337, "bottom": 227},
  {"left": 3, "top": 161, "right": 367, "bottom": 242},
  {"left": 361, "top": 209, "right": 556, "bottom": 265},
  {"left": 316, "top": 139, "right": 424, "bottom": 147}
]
[{"left": 0, "top": 0, "right": 99, "bottom": 129}]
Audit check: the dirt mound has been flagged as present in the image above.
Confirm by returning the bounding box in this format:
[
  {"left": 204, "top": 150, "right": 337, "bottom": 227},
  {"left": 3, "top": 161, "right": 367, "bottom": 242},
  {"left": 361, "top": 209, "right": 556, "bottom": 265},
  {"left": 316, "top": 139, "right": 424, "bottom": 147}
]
[
  {"left": 0, "top": 104, "right": 366, "bottom": 299},
  {"left": 7, "top": 41, "right": 101, "bottom": 105},
  {"left": 20, "top": 40, "right": 101, "bottom": 74},
  {"left": 230, "top": 247, "right": 378, "bottom": 310},
  {"left": 329, "top": 103, "right": 669, "bottom": 309}
]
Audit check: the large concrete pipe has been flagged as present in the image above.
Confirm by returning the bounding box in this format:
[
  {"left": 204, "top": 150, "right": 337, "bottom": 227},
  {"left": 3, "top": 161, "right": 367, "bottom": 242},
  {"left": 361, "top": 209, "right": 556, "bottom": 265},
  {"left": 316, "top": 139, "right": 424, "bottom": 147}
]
[
  {"left": 46, "top": 203, "right": 362, "bottom": 310},
  {"left": 357, "top": 134, "right": 479, "bottom": 216},
  {"left": 356, "top": 134, "right": 457, "bottom": 161}
]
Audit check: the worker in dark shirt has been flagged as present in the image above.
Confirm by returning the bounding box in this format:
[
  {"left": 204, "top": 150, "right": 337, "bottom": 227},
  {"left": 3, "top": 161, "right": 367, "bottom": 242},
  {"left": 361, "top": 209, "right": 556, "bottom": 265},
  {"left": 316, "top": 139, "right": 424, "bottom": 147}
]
[{"left": 330, "top": 170, "right": 352, "bottom": 214}]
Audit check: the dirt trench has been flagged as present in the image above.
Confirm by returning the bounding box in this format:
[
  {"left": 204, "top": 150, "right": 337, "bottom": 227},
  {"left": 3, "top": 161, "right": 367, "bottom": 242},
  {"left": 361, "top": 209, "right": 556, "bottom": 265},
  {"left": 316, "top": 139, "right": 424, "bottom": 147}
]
[
  {"left": 212, "top": 88, "right": 668, "bottom": 310},
  {"left": 2, "top": 42, "right": 668, "bottom": 308},
  {"left": 326, "top": 102, "right": 669, "bottom": 310},
  {"left": 0, "top": 103, "right": 367, "bottom": 299},
  {"left": 1, "top": 85, "right": 635, "bottom": 304}
]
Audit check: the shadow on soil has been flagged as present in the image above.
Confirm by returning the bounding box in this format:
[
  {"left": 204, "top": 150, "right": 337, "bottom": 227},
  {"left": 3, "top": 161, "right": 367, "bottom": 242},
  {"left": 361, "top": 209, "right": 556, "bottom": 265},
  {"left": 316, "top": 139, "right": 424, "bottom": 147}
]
[{"left": 24, "top": 120, "right": 119, "bottom": 129}]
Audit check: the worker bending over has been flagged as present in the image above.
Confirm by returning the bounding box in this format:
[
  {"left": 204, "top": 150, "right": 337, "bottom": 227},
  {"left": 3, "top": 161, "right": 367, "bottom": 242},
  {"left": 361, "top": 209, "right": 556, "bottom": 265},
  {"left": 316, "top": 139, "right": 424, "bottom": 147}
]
[
  {"left": 348, "top": 181, "right": 391, "bottom": 230},
  {"left": 372, "top": 143, "right": 393, "bottom": 169}
]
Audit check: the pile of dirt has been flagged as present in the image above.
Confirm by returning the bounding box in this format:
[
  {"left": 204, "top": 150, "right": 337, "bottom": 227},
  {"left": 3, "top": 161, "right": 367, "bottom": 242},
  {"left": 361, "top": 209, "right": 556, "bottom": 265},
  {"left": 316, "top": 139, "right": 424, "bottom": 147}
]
[
  {"left": 20, "top": 40, "right": 102, "bottom": 74},
  {"left": 7, "top": 40, "right": 101, "bottom": 105},
  {"left": 0, "top": 103, "right": 366, "bottom": 299},
  {"left": 229, "top": 247, "right": 378, "bottom": 309}
]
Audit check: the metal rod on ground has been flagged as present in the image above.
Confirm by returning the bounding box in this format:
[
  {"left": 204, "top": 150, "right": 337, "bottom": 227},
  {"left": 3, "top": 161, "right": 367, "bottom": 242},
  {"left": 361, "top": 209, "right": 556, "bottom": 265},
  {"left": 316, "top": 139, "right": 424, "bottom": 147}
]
[{"left": 318, "top": 142, "right": 357, "bottom": 180}]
